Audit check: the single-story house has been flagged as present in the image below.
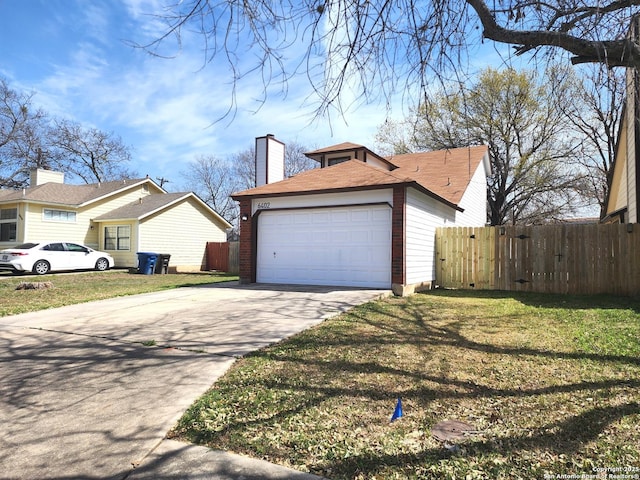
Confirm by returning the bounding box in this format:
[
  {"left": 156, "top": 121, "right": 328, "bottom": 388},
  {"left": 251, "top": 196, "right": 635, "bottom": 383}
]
[
  {"left": 232, "top": 135, "right": 490, "bottom": 295},
  {"left": 0, "top": 169, "right": 231, "bottom": 271}
]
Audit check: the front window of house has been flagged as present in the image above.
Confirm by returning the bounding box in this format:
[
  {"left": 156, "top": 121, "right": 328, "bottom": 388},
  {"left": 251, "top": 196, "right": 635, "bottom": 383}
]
[
  {"left": 0, "top": 208, "right": 17, "bottom": 242},
  {"left": 43, "top": 208, "right": 76, "bottom": 222},
  {"left": 104, "top": 225, "right": 130, "bottom": 251}
]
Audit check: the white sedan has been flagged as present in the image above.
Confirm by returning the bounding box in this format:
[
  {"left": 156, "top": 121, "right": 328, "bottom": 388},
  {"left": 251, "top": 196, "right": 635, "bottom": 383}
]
[{"left": 0, "top": 242, "right": 115, "bottom": 275}]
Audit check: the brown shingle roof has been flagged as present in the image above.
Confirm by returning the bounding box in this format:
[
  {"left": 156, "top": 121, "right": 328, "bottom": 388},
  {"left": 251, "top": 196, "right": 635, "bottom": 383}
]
[
  {"left": 93, "top": 192, "right": 233, "bottom": 228},
  {"left": 232, "top": 144, "right": 489, "bottom": 208},
  {"left": 0, "top": 178, "right": 153, "bottom": 206},
  {"left": 389, "top": 145, "right": 489, "bottom": 205},
  {"left": 93, "top": 193, "right": 190, "bottom": 220}
]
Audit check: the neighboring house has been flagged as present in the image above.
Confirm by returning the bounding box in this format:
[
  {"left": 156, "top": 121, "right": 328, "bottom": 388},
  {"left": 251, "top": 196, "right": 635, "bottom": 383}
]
[
  {"left": 602, "top": 79, "right": 638, "bottom": 223},
  {"left": 0, "top": 169, "right": 231, "bottom": 271},
  {"left": 603, "top": 17, "right": 639, "bottom": 224},
  {"left": 232, "top": 135, "right": 490, "bottom": 295}
]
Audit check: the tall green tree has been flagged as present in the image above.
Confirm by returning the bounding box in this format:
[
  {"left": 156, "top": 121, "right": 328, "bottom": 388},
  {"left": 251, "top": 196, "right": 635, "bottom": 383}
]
[{"left": 376, "top": 67, "right": 587, "bottom": 225}]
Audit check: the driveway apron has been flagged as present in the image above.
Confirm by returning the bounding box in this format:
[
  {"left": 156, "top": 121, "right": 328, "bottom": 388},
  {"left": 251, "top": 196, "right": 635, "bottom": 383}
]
[{"left": 0, "top": 282, "right": 388, "bottom": 480}]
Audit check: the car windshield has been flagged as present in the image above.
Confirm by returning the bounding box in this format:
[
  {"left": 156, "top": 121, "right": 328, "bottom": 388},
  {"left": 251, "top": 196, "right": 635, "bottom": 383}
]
[{"left": 13, "top": 243, "right": 39, "bottom": 249}]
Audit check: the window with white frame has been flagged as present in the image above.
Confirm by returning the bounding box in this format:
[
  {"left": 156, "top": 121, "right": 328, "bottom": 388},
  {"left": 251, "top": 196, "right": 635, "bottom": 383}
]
[
  {"left": 0, "top": 208, "right": 17, "bottom": 242},
  {"left": 104, "top": 225, "right": 130, "bottom": 251},
  {"left": 43, "top": 208, "right": 76, "bottom": 222}
]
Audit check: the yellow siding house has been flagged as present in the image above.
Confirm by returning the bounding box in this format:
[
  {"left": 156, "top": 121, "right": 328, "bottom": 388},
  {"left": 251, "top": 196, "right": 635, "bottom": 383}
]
[{"left": 0, "top": 169, "right": 231, "bottom": 271}]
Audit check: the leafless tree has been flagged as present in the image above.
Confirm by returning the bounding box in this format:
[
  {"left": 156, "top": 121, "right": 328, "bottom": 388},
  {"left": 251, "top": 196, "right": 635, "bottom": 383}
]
[
  {"left": 180, "top": 154, "right": 241, "bottom": 224},
  {"left": 231, "top": 140, "right": 316, "bottom": 191},
  {"left": 556, "top": 64, "right": 624, "bottom": 217},
  {"left": 47, "top": 119, "right": 137, "bottom": 183},
  {"left": 140, "top": 1, "right": 640, "bottom": 116},
  {"left": 230, "top": 147, "right": 255, "bottom": 191},
  {"left": 0, "top": 78, "right": 49, "bottom": 188},
  {"left": 376, "top": 67, "right": 588, "bottom": 225},
  {"left": 284, "top": 141, "right": 318, "bottom": 177},
  {"left": 2, "top": 78, "right": 138, "bottom": 187}
]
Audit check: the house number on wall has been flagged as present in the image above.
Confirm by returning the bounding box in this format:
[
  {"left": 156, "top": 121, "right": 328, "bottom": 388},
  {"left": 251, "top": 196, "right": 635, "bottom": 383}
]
[{"left": 256, "top": 202, "right": 271, "bottom": 209}]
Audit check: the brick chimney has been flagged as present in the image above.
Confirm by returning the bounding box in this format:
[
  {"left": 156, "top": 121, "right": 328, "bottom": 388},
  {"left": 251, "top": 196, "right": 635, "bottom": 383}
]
[{"left": 255, "top": 134, "right": 285, "bottom": 186}]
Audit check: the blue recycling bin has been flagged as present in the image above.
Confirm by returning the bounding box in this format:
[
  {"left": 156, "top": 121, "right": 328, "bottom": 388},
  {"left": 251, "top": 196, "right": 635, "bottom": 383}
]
[{"left": 137, "top": 252, "right": 158, "bottom": 275}]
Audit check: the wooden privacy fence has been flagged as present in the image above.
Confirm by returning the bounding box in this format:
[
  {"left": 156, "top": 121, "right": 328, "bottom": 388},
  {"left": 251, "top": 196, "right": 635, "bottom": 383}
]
[
  {"left": 206, "top": 241, "right": 239, "bottom": 274},
  {"left": 435, "top": 224, "right": 640, "bottom": 295}
]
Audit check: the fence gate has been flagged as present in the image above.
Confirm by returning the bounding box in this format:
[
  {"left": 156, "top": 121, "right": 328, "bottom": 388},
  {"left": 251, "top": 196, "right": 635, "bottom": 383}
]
[
  {"left": 206, "top": 242, "right": 229, "bottom": 272},
  {"left": 435, "top": 224, "right": 640, "bottom": 296}
]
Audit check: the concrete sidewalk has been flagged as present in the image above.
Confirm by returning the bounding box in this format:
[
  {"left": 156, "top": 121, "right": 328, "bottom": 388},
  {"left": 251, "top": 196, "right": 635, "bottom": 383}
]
[
  {"left": 127, "top": 440, "right": 324, "bottom": 480},
  {"left": 0, "top": 282, "right": 388, "bottom": 479}
]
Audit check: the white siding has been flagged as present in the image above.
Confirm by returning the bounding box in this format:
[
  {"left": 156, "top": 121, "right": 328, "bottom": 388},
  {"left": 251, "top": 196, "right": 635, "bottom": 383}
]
[
  {"left": 405, "top": 188, "right": 456, "bottom": 284},
  {"left": 256, "top": 135, "right": 285, "bottom": 186},
  {"left": 455, "top": 158, "right": 489, "bottom": 226},
  {"left": 365, "top": 157, "right": 392, "bottom": 170},
  {"left": 251, "top": 189, "right": 393, "bottom": 215},
  {"left": 139, "top": 198, "right": 227, "bottom": 271}
]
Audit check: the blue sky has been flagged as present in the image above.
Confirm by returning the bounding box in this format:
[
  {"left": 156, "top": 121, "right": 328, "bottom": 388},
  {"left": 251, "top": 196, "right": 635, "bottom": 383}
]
[{"left": 0, "top": 0, "right": 513, "bottom": 189}]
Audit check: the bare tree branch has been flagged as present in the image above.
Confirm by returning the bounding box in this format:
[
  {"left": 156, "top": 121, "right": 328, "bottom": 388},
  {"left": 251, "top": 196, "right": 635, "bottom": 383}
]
[{"left": 139, "top": 0, "right": 640, "bottom": 119}]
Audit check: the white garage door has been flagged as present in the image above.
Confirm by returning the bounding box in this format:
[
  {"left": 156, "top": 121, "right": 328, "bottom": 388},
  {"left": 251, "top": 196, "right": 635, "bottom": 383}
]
[{"left": 257, "top": 205, "right": 392, "bottom": 288}]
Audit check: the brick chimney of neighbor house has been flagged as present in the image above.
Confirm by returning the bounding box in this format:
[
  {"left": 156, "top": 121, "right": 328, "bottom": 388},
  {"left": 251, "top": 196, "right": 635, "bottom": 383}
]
[
  {"left": 255, "top": 134, "right": 285, "bottom": 187},
  {"left": 30, "top": 168, "right": 65, "bottom": 186}
]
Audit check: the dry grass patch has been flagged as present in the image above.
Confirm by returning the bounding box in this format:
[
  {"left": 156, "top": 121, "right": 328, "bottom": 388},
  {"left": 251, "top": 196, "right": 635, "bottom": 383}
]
[
  {"left": 0, "top": 270, "right": 237, "bottom": 316},
  {"left": 172, "top": 290, "right": 640, "bottom": 479}
]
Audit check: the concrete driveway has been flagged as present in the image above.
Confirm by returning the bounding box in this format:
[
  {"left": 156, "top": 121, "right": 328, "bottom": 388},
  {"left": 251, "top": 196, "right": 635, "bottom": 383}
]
[{"left": 0, "top": 282, "right": 388, "bottom": 480}]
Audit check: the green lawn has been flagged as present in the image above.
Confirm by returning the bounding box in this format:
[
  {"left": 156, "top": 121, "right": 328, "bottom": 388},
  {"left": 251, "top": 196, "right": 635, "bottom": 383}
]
[
  {"left": 170, "top": 290, "right": 640, "bottom": 479},
  {"left": 0, "top": 270, "right": 237, "bottom": 316}
]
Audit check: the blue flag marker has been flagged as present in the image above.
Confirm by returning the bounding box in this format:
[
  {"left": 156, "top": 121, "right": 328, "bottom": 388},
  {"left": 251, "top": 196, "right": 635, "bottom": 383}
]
[{"left": 390, "top": 397, "right": 403, "bottom": 422}]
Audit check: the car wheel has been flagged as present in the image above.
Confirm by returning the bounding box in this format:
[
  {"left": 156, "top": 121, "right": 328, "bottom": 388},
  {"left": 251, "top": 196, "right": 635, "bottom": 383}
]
[
  {"left": 32, "top": 260, "right": 51, "bottom": 275},
  {"left": 95, "top": 258, "right": 110, "bottom": 271}
]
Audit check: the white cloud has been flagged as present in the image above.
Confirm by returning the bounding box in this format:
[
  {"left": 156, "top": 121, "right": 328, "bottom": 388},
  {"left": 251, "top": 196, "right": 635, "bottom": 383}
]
[{"left": 5, "top": 0, "right": 398, "bottom": 182}]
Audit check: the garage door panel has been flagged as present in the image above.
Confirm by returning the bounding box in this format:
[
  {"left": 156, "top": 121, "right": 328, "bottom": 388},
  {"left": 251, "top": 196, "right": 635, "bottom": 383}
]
[
  {"left": 312, "top": 211, "right": 331, "bottom": 223},
  {"left": 257, "top": 205, "right": 391, "bottom": 288},
  {"left": 349, "top": 210, "right": 371, "bottom": 223},
  {"left": 293, "top": 213, "right": 312, "bottom": 225}
]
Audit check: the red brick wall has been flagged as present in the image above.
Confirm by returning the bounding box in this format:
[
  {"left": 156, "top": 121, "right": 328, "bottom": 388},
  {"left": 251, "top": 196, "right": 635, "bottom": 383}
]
[
  {"left": 392, "top": 186, "right": 406, "bottom": 286},
  {"left": 238, "top": 199, "right": 254, "bottom": 283}
]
